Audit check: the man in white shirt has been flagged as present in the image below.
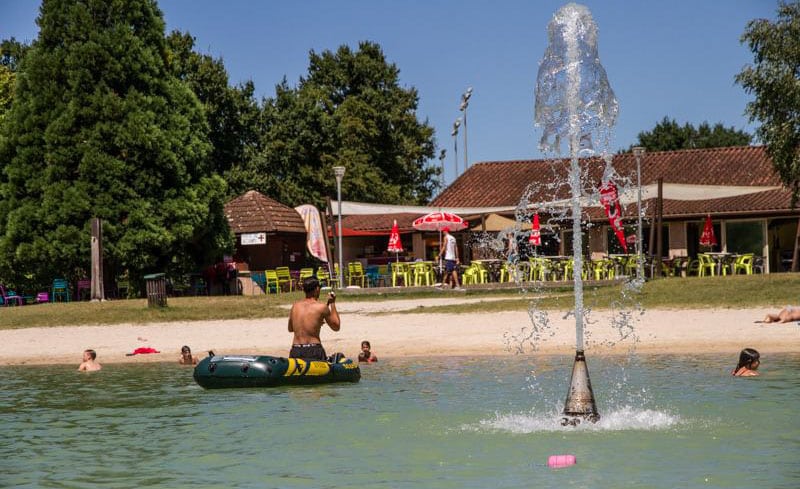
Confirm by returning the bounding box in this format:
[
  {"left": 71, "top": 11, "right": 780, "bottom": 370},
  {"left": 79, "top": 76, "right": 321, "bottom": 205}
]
[{"left": 440, "top": 227, "right": 463, "bottom": 290}]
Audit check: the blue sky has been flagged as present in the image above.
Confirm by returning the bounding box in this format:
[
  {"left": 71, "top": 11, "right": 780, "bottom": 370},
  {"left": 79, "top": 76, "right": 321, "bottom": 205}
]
[{"left": 2, "top": 0, "right": 776, "bottom": 185}]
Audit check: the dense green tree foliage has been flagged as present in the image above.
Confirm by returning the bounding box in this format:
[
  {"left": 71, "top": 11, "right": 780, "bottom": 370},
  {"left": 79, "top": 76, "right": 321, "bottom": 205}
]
[
  {"left": 228, "top": 41, "right": 438, "bottom": 208},
  {"left": 0, "top": 0, "right": 231, "bottom": 291},
  {"left": 166, "top": 31, "right": 261, "bottom": 177},
  {"left": 736, "top": 1, "right": 800, "bottom": 204},
  {"left": 628, "top": 117, "right": 752, "bottom": 153}
]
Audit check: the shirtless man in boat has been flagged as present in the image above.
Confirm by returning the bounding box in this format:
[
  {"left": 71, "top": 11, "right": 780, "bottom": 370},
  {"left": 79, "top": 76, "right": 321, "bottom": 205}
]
[
  {"left": 287, "top": 277, "right": 340, "bottom": 361},
  {"left": 78, "top": 349, "right": 102, "bottom": 371}
]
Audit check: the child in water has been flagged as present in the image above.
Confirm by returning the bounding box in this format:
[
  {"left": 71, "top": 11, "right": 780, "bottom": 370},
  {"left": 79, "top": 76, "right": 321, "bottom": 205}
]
[
  {"left": 358, "top": 340, "right": 378, "bottom": 363},
  {"left": 732, "top": 348, "right": 760, "bottom": 377},
  {"left": 179, "top": 345, "right": 198, "bottom": 365}
]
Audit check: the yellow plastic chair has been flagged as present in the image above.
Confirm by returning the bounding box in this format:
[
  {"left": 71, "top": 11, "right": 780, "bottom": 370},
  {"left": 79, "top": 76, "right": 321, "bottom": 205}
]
[
  {"left": 298, "top": 268, "right": 314, "bottom": 281},
  {"left": 528, "top": 257, "right": 546, "bottom": 282},
  {"left": 461, "top": 265, "right": 477, "bottom": 285},
  {"left": 697, "top": 253, "right": 716, "bottom": 277},
  {"left": 348, "top": 262, "right": 366, "bottom": 287},
  {"left": 265, "top": 270, "right": 280, "bottom": 294},
  {"left": 412, "top": 262, "right": 434, "bottom": 286},
  {"left": 733, "top": 253, "right": 754, "bottom": 275},
  {"left": 391, "top": 262, "right": 410, "bottom": 287},
  {"left": 471, "top": 262, "right": 489, "bottom": 283},
  {"left": 275, "top": 266, "right": 294, "bottom": 292}
]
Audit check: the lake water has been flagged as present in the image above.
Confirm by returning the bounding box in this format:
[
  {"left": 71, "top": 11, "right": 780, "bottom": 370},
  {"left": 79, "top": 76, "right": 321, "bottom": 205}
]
[{"left": 2, "top": 353, "right": 798, "bottom": 488}]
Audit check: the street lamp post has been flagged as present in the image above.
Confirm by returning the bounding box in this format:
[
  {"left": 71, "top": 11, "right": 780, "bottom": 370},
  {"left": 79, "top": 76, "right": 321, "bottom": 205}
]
[
  {"left": 438, "top": 149, "right": 447, "bottom": 191},
  {"left": 452, "top": 118, "right": 461, "bottom": 177},
  {"left": 632, "top": 147, "right": 645, "bottom": 281},
  {"left": 459, "top": 87, "right": 473, "bottom": 171},
  {"left": 333, "top": 166, "right": 346, "bottom": 288}
]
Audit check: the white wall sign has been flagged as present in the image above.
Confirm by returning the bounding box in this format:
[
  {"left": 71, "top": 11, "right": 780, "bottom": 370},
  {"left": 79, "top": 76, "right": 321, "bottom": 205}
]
[{"left": 241, "top": 232, "right": 266, "bottom": 245}]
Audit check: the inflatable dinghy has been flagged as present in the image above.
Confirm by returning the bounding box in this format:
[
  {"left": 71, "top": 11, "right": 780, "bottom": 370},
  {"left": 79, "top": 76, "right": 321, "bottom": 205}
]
[{"left": 193, "top": 354, "right": 360, "bottom": 389}]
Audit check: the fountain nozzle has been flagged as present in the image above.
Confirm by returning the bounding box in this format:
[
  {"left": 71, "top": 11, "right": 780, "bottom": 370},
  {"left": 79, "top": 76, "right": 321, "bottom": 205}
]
[{"left": 561, "top": 349, "right": 599, "bottom": 426}]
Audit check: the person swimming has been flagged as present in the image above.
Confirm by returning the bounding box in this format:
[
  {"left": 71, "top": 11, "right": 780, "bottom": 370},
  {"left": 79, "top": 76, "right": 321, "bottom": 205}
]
[
  {"left": 179, "top": 345, "right": 198, "bottom": 365},
  {"left": 732, "top": 348, "right": 760, "bottom": 377},
  {"left": 78, "top": 349, "right": 102, "bottom": 371}
]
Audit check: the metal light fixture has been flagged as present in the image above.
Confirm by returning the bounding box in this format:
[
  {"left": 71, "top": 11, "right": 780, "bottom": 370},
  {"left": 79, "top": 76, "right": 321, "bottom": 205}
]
[
  {"left": 632, "top": 146, "right": 645, "bottom": 280},
  {"left": 333, "top": 166, "right": 346, "bottom": 287},
  {"left": 459, "top": 87, "right": 473, "bottom": 171}
]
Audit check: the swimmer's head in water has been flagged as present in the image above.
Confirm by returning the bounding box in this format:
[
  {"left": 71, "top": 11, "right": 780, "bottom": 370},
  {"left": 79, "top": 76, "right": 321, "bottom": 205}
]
[
  {"left": 302, "top": 277, "right": 320, "bottom": 296},
  {"left": 737, "top": 348, "right": 760, "bottom": 370},
  {"left": 181, "top": 345, "right": 191, "bottom": 354},
  {"left": 84, "top": 349, "right": 97, "bottom": 360}
]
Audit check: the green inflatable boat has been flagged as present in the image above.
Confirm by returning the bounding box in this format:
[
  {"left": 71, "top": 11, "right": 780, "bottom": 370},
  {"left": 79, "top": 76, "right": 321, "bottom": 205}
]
[{"left": 193, "top": 354, "right": 361, "bottom": 389}]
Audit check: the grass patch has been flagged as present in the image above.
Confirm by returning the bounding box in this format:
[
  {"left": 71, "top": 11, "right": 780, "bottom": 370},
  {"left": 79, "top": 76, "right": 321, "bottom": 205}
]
[
  {"left": 380, "top": 273, "right": 800, "bottom": 315},
  {"left": 1, "top": 273, "right": 796, "bottom": 328}
]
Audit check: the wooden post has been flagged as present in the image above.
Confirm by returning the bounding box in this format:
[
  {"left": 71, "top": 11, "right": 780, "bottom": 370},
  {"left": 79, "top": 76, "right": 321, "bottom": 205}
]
[
  {"left": 792, "top": 215, "right": 800, "bottom": 272},
  {"left": 656, "top": 178, "right": 664, "bottom": 271},
  {"left": 90, "top": 218, "right": 105, "bottom": 301}
]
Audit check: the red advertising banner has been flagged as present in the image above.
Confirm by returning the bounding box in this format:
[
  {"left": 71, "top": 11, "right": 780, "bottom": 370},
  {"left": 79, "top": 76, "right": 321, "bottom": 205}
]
[{"left": 599, "top": 180, "right": 628, "bottom": 253}]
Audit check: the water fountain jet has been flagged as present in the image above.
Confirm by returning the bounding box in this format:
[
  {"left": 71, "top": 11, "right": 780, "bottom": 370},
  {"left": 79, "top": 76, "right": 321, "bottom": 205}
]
[{"left": 534, "top": 3, "right": 618, "bottom": 425}]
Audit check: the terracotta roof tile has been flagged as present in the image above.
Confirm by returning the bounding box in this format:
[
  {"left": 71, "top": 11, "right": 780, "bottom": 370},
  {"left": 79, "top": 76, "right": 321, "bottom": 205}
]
[
  {"left": 225, "top": 190, "right": 307, "bottom": 234},
  {"left": 341, "top": 213, "right": 418, "bottom": 233},
  {"left": 432, "top": 146, "right": 793, "bottom": 219}
]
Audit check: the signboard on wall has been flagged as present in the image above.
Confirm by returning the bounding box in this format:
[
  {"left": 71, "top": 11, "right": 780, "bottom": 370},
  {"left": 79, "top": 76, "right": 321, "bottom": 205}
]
[{"left": 241, "top": 232, "right": 267, "bottom": 246}]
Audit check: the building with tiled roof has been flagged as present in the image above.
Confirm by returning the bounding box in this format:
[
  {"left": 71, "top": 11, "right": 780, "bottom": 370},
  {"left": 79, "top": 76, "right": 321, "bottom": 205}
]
[
  {"left": 224, "top": 190, "right": 307, "bottom": 270},
  {"left": 337, "top": 146, "right": 797, "bottom": 272}
]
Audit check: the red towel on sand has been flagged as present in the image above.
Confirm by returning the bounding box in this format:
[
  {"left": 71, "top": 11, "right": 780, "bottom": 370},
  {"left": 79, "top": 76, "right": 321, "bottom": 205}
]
[{"left": 131, "top": 347, "right": 160, "bottom": 355}]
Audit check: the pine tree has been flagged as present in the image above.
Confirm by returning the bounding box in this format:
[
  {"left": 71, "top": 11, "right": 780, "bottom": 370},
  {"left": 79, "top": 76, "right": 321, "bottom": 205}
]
[{"left": 0, "top": 0, "right": 231, "bottom": 291}]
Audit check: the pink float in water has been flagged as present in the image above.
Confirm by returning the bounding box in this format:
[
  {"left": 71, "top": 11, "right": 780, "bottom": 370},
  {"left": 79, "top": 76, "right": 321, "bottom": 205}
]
[{"left": 547, "top": 454, "right": 576, "bottom": 468}]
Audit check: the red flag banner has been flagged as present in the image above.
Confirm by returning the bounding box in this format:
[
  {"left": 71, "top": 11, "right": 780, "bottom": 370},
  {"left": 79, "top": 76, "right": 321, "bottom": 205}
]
[
  {"left": 529, "top": 213, "right": 542, "bottom": 246},
  {"left": 600, "top": 180, "right": 628, "bottom": 253}
]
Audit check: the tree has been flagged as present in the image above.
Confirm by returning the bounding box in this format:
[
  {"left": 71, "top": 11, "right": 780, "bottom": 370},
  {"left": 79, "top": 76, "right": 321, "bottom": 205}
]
[
  {"left": 228, "top": 41, "right": 438, "bottom": 208},
  {"left": 736, "top": 1, "right": 800, "bottom": 204},
  {"left": 0, "top": 38, "right": 30, "bottom": 133},
  {"left": 629, "top": 116, "right": 752, "bottom": 152},
  {"left": 0, "top": 0, "right": 231, "bottom": 291},
  {"left": 166, "top": 31, "right": 261, "bottom": 177}
]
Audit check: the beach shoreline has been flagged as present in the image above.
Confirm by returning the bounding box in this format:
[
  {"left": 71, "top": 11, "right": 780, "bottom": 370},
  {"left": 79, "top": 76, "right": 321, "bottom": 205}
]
[{"left": 1, "top": 298, "right": 797, "bottom": 366}]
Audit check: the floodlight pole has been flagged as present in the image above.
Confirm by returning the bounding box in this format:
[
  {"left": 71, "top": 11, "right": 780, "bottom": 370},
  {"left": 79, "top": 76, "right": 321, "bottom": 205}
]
[
  {"left": 438, "top": 149, "right": 447, "bottom": 191},
  {"left": 333, "top": 166, "right": 346, "bottom": 288},
  {"left": 460, "top": 87, "right": 472, "bottom": 171},
  {"left": 633, "top": 147, "right": 645, "bottom": 280}
]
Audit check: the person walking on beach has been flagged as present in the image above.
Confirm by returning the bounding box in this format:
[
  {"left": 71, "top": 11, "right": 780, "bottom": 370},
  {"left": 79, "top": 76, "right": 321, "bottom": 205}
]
[
  {"left": 440, "top": 227, "right": 463, "bottom": 290},
  {"left": 78, "top": 349, "right": 102, "bottom": 371},
  {"left": 732, "top": 348, "right": 760, "bottom": 377},
  {"left": 288, "top": 277, "right": 340, "bottom": 361}
]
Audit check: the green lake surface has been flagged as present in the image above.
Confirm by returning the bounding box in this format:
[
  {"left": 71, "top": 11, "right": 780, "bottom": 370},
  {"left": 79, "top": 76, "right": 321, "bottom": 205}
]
[{"left": 1, "top": 353, "right": 798, "bottom": 488}]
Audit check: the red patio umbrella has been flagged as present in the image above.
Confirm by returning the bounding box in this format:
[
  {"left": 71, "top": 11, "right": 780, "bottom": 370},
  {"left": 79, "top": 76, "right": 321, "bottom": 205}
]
[
  {"left": 387, "top": 219, "right": 404, "bottom": 262},
  {"left": 700, "top": 214, "right": 717, "bottom": 248},
  {"left": 412, "top": 211, "right": 468, "bottom": 232},
  {"left": 529, "top": 213, "right": 542, "bottom": 246}
]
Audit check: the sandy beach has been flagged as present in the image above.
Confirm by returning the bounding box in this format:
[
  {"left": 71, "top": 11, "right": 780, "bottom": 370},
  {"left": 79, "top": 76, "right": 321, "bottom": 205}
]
[{"left": 0, "top": 297, "right": 797, "bottom": 366}]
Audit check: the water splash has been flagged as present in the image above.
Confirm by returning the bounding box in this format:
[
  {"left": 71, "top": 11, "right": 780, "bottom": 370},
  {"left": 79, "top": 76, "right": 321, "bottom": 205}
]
[
  {"left": 465, "top": 406, "right": 681, "bottom": 433},
  {"left": 534, "top": 3, "right": 618, "bottom": 156}
]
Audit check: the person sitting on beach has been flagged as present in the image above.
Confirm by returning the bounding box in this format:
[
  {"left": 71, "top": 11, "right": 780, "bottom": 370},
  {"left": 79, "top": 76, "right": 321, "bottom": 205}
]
[
  {"left": 179, "top": 345, "right": 198, "bottom": 365},
  {"left": 287, "top": 277, "right": 340, "bottom": 361},
  {"left": 358, "top": 340, "right": 378, "bottom": 363},
  {"left": 757, "top": 306, "right": 800, "bottom": 324},
  {"left": 732, "top": 348, "right": 760, "bottom": 377},
  {"left": 78, "top": 349, "right": 102, "bottom": 371}
]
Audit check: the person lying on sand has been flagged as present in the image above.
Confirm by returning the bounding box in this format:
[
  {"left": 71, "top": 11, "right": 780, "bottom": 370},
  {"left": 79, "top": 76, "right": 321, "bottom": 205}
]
[
  {"left": 755, "top": 306, "right": 800, "bottom": 323},
  {"left": 78, "top": 349, "right": 102, "bottom": 371}
]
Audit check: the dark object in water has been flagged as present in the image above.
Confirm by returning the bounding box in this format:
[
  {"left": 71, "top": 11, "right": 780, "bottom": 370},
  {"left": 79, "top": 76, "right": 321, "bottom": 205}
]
[
  {"left": 561, "top": 349, "right": 600, "bottom": 426},
  {"left": 193, "top": 354, "right": 360, "bottom": 389}
]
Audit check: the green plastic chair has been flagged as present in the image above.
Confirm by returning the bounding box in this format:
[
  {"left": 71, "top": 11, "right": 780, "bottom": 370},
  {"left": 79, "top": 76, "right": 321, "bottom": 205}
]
[
  {"left": 697, "top": 253, "right": 716, "bottom": 277},
  {"left": 348, "top": 262, "right": 366, "bottom": 287},
  {"left": 275, "top": 266, "right": 294, "bottom": 292}
]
